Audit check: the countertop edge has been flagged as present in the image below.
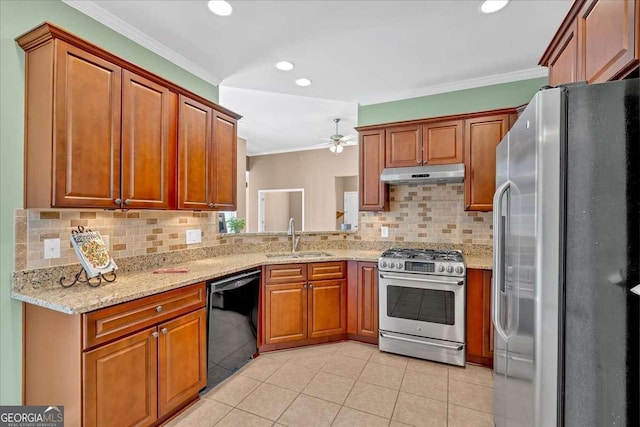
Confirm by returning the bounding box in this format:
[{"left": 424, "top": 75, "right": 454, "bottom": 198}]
[{"left": 13, "top": 251, "right": 492, "bottom": 314}]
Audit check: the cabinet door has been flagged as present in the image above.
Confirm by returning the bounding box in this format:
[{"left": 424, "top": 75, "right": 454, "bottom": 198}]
[
  {"left": 211, "top": 111, "right": 237, "bottom": 210},
  {"left": 178, "top": 95, "right": 213, "bottom": 210},
  {"left": 158, "top": 308, "right": 207, "bottom": 417},
  {"left": 122, "top": 70, "right": 176, "bottom": 209},
  {"left": 385, "top": 124, "right": 423, "bottom": 167},
  {"left": 578, "top": 0, "right": 639, "bottom": 83},
  {"left": 308, "top": 279, "right": 347, "bottom": 339},
  {"left": 84, "top": 327, "right": 157, "bottom": 427},
  {"left": 547, "top": 21, "right": 579, "bottom": 86},
  {"left": 264, "top": 283, "right": 308, "bottom": 344},
  {"left": 359, "top": 129, "right": 388, "bottom": 211},
  {"left": 466, "top": 269, "right": 493, "bottom": 368},
  {"left": 423, "top": 120, "right": 463, "bottom": 165},
  {"left": 357, "top": 263, "right": 379, "bottom": 341},
  {"left": 53, "top": 41, "right": 122, "bottom": 208},
  {"left": 464, "top": 114, "right": 509, "bottom": 211}
]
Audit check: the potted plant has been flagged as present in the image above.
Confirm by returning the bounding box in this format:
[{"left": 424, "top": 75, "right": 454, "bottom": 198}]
[{"left": 226, "top": 217, "right": 246, "bottom": 233}]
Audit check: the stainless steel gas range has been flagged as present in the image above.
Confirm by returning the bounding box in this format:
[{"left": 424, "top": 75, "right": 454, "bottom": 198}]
[{"left": 378, "top": 248, "right": 466, "bottom": 366}]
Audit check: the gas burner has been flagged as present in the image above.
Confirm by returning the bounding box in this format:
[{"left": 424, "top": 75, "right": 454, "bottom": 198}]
[{"left": 379, "top": 248, "right": 466, "bottom": 277}]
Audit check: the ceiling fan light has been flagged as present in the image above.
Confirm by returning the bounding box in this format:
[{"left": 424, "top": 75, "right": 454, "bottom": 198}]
[
  {"left": 336, "top": 144, "right": 344, "bottom": 153},
  {"left": 208, "top": 0, "right": 233, "bottom": 16},
  {"left": 329, "top": 145, "right": 337, "bottom": 153}
]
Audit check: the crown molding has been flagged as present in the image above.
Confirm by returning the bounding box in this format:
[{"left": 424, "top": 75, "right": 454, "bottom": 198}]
[
  {"left": 357, "top": 67, "right": 548, "bottom": 106},
  {"left": 62, "top": 0, "right": 222, "bottom": 86}
]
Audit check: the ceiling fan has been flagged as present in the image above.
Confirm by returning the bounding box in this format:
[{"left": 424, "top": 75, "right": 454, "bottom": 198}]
[{"left": 320, "top": 118, "right": 356, "bottom": 154}]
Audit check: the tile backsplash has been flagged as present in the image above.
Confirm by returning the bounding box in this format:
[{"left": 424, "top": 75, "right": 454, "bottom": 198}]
[
  {"left": 15, "top": 209, "right": 218, "bottom": 270},
  {"left": 358, "top": 184, "right": 493, "bottom": 245},
  {"left": 15, "top": 183, "right": 492, "bottom": 271}
]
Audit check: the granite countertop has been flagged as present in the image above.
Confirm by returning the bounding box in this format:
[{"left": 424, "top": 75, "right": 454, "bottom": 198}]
[{"left": 12, "top": 249, "right": 493, "bottom": 315}]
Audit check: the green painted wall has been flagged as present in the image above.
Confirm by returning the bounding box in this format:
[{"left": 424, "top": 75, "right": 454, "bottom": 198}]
[
  {"left": 358, "top": 77, "right": 548, "bottom": 126},
  {"left": 0, "top": 0, "right": 219, "bottom": 404}
]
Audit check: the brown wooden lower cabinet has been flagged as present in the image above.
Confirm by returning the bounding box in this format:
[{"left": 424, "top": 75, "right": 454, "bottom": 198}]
[
  {"left": 84, "top": 327, "right": 158, "bottom": 427},
  {"left": 466, "top": 269, "right": 494, "bottom": 368},
  {"left": 263, "top": 282, "right": 308, "bottom": 345},
  {"left": 262, "top": 262, "right": 347, "bottom": 349},
  {"left": 23, "top": 283, "right": 207, "bottom": 427},
  {"left": 347, "top": 261, "right": 379, "bottom": 344}
]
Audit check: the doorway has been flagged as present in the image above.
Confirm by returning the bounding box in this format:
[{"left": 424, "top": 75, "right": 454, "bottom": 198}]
[{"left": 258, "top": 189, "right": 304, "bottom": 232}]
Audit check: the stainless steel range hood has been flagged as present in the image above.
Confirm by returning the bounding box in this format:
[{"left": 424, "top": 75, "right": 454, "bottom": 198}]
[{"left": 380, "top": 164, "right": 465, "bottom": 184}]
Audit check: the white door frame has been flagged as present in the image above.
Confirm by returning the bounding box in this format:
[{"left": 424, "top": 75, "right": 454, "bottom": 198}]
[
  {"left": 343, "top": 191, "right": 359, "bottom": 231},
  {"left": 258, "top": 188, "right": 305, "bottom": 232}
]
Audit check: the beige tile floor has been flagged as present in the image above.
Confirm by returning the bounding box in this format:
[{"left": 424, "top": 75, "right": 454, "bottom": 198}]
[{"left": 166, "top": 341, "right": 494, "bottom": 427}]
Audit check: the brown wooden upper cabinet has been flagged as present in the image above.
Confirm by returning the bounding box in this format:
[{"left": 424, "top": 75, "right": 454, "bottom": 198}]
[
  {"left": 359, "top": 128, "right": 389, "bottom": 211},
  {"left": 385, "top": 124, "right": 423, "bottom": 167},
  {"left": 540, "top": 0, "right": 639, "bottom": 85},
  {"left": 384, "top": 121, "right": 463, "bottom": 168},
  {"left": 464, "top": 114, "right": 510, "bottom": 211},
  {"left": 122, "top": 70, "right": 177, "bottom": 210},
  {"left": 422, "top": 120, "right": 464, "bottom": 165},
  {"left": 17, "top": 22, "right": 240, "bottom": 210}
]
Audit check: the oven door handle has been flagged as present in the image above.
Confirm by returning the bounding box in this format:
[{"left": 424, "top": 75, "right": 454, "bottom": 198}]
[
  {"left": 379, "top": 332, "right": 463, "bottom": 351},
  {"left": 379, "top": 273, "right": 463, "bottom": 286}
]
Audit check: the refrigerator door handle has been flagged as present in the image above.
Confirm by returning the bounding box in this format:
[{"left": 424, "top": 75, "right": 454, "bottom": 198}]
[{"left": 493, "top": 181, "right": 510, "bottom": 342}]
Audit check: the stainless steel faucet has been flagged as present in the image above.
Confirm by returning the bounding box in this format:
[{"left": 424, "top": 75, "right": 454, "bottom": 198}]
[{"left": 288, "top": 218, "right": 300, "bottom": 253}]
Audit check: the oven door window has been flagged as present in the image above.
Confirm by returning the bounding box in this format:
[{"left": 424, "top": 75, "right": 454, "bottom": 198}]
[{"left": 387, "top": 285, "right": 455, "bottom": 325}]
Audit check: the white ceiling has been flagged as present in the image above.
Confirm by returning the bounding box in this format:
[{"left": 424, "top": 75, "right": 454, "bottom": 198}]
[{"left": 65, "top": 0, "right": 572, "bottom": 155}]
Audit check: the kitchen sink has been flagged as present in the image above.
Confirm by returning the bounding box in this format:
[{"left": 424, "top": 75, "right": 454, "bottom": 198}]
[{"left": 265, "top": 252, "right": 333, "bottom": 259}]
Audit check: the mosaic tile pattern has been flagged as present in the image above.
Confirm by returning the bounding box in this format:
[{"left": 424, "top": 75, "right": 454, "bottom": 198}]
[
  {"left": 358, "top": 184, "right": 493, "bottom": 245},
  {"left": 15, "top": 183, "right": 493, "bottom": 272}
]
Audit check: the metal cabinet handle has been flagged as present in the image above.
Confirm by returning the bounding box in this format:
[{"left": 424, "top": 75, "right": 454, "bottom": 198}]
[
  {"left": 156, "top": 305, "right": 163, "bottom": 313},
  {"left": 152, "top": 331, "right": 158, "bottom": 338},
  {"left": 114, "top": 198, "right": 122, "bottom": 205},
  {"left": 209, "top": 203, "right": 215, "bottom": 208},
  {"left": 161, "top": 328, "right": 168, "bottom": 335},
  {"left": 303, "top": 284, "right": 307, "bottom": 289},
  {"left": 124, "top": 199, "right": 132, "bottom": 205},
  {"left": 309, "top": 284, "right": 313, "bottom": 288}
]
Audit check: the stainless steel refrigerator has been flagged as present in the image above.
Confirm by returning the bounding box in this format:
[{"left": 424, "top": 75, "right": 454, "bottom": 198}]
[{"left": 492, "top": 79, "right": 639, "bottom": 427}]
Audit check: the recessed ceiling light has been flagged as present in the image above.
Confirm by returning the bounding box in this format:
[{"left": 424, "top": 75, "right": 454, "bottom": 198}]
[
  {"left": 275, "top": 61, "right": 295, "bottom": 71},
  {"left": 208, "top": 0, "right": 233, "bottom": 17},
  {"left": 479, "top": 0, "right": 509, "bottom": 14},
  {"left": 295, "top": 78, "right": 312, "bottom": 87}
]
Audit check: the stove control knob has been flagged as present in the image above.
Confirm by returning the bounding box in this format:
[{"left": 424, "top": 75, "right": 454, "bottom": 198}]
[
  {"left": 446, "top": 265, "right": 454, "bottom": 273},
  {"left": 438, "top": 265, "right": 445, "bottom": 272},
  {"left": 455, "top": 266, "right": 464, "bottom": 274},
  {"left": 390, "top": 262, "right": 395, "bottom": 268},
  {"left": 397, "top": 263, "right": 403, "bottom": 270},
  {"left": 381, "top": 261, "right": 388, "bottom": 268}
]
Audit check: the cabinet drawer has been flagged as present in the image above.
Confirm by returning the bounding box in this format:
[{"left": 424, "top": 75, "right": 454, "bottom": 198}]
[
  {"left": 264, "top": 264, "right": 307, "bottom": 284},
  {"left": 308, "top": 261, "right": 346, "bottom": 281},
  {"left": 83, "top": 282, "right": 206, "bottom": 349}
]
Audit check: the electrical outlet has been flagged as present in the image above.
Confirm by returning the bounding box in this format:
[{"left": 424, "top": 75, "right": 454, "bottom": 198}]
[
  {"left": 186, "top": 229, "right": 202, "bottom": 245},
  {"left": 380, "top": 226, "right": 389, "bottom": 238},
  {"left": 44, "top": 238, "right": 60, "bottom": 259}
]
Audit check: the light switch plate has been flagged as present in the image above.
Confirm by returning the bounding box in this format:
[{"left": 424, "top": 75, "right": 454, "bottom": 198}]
[
  {"left": 44, "top": 238, "right": 61, "bottom": 259},
  {"left": 186, "top": 229, "right": 202, "bottom": 245},
  {"left": 380, "top": 226, "right": 389, "bottom": 238}
]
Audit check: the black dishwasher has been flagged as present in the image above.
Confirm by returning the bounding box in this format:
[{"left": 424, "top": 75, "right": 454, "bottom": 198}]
[{"left": 205, "top": 269, "right": 260, "bottom": 390}]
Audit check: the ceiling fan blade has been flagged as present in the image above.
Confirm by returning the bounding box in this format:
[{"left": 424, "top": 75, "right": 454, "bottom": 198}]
[
  {"left": 339, "top": 135, "right": 355, "bottom": 142},
  {"left": 318, "top": 137, "right": 335, "bottom": 142}
]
